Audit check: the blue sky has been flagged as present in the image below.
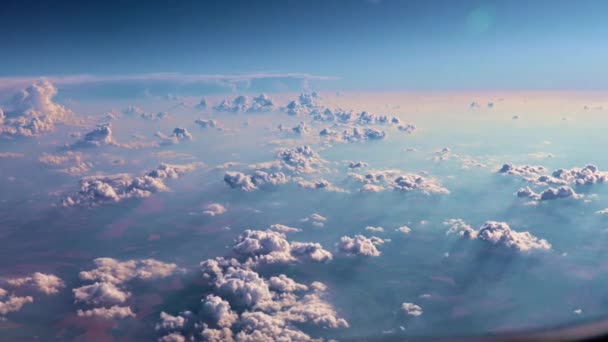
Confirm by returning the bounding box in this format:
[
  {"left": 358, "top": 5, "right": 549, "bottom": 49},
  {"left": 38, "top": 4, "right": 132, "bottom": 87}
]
[{"left": 2, "top": 0, "right": 608, "bottom": 89}]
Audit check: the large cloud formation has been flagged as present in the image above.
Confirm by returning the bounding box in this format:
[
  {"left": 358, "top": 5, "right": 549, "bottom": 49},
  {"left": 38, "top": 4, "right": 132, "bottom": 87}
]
[
  {"left": 157, "top": 257, "right": 347, "bottom": 341},
  {"left": 63, "top": 162, "right": 201, "bottom": 207},
  {"left": 444, "top": 219, "right": 551, "bottom": 252},
  {"left": 499, "top": 163, "right": 608, "bottom": 187},
  {"left": 0, "top": 80, "right": 71, "bottom": 138}
]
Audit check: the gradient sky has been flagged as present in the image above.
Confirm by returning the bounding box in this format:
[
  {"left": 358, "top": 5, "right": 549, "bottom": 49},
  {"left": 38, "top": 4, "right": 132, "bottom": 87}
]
[{"left": 3, "top": 0, "right": 608, "bottom": 89}]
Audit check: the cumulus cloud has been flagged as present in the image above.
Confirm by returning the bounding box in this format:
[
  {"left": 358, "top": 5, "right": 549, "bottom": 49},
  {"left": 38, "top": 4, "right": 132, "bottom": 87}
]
[
  {"left": 0, "top": 80, "right": 71, "bottom": 137},
  {"left": 224, "top": 171, "right": 289, "bottom": 191},
  {"left": 497, "top": 163, "right": 546, "bottom": 179},
  {"left": 5, "top": 272, "right": 64, "bottom": 295},
  {"left": 320, "top": 126, "right": 387, "bottom": 143},
  {"left": 398, "top": 124, "right": 417, "bottom": 134},
  {"left": 397, "top": 226, "right": 412, "bottom": 234},
  {"left": 122, "top": 106, "right": 169, "bottom": 121},
  {"left": 301, "top": 213, "right": 327, "bottom": 228},
  {"left": 349, "top": 169, "right": 449, "bottom": 195},
  {"left": 74, "top": 258, "right": 179, "bottom": 320},
  {"left": 159, "top": 255, "right": 347, "bottom": 341},
  {"left": 63, "top": 162, "right": 201, "bottom": 207},
  {"left": 73, "top": 282, "right": 130, "bottom": 305},
  {"left": 39, "top": 151, "right": 92, "bottom": 175},
  {"left": 196, "top": 98, "right": 207, "bottom": 110},
  {"left": 156, "top": 127, "right": 193, "bottom": 145},
  {"left": 69, "top": 123, "right": 115, "bottom": 148},
  {"left": 402, "top": 302, "right": 423, "bottom": 316},
  {"left": 0, "top": 293, "right": 33, "bottom": 316},
  {"left": 214, "top": 94, "right": 276, "bottom": 113},
  {"left": 195, "top": 118, "right": 219, "bottom": 129},
  {"left": 295, "top": 178, "right": 347, "bottom": 193},
  {"left": 517, "top": 186, "right": 583, "bottom": 201},
  {"left": 232, "top": 229, "right": 333, "bottom": 266},
  {"left": 445, "top": 220, "right": 551, "bottom": 253},
  {"left": 203, "top": 203, "right": 227, "bottom": 216},
  {"left": 269, "top": 224, "right": 302, "bottom": 233},
  {"left": 365, "top": 226, "right": 384, "bottom": 233},
  {"left": 338, "top": 235, "right": 384, "bottom": 256},
  {"left": 76, "top": 305, "right": 135, "bottom": 319},
  {"left": 348, "top": 161, "right": 368, "bottom": 169}
]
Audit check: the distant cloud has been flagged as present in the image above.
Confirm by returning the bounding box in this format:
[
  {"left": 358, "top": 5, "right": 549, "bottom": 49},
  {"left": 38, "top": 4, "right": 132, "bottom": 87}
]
[
  {"left": 76, "top": 305, "right": 135, "bottom": 319},
  {"left": 517, "top": 185, "right": 582, "bottom": 201},
  {"left": 195, "top": 118, "right": 219, "bottom": 129},
  {"left": 39, "top": 151, "right": 92, "bottom": 175},
  {"left": 5, "top": 272, "right": 64, "bottom": 295},
  {"left": 213, "top": 94, "right": 276, "bottom": 113}
]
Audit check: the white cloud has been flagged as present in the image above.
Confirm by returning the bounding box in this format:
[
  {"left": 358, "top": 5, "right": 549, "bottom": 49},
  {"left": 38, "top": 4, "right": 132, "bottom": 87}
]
[
  {"left": 201, "top": 295, "right": 238, "bottom": 328},
  {"left": 73, "top": 282, "right": 130, "bottom": 305},
  {"left": 338, "top": 235, "right": 384, "bottom": 256},
  {"left": 156, "top": 128, "right": 193, "bottom": 145},
  {"left": 517, "top": 185, "right": 583, "bottom": 201},
  {"left": 224, "top": 171, "right": 289, "bottom": 191},
  {"left": 0, "top": 80, "right": 71, "bottom": 137},
  {"left": 39, "top": 152, "right": 92, "bottom": 175},
  {"left": 63, "top": 162, "right": 201, "bottom": 206},
  {"left": 0, "top": 294, "right": 33, "bottom": 316},
  {"left": 365, "top": 226, "right": 384, "bottom": 233},
  {"left": 76, "top": 305, "right": 135, "bottom": 319},
  {"left": 269, "top": 224, "right": 302, "bottom": 233},
  {"left": 402, "top": 302, "right": 423, "bottom": 316},
  {"left": 195, "top": 118, "right": 219, "bottom": 128},
  {"left": 445, "top": 220, "right": 551, "bottom": 253},
  {"left": 397, "top": 226, "right": 412, "bottom": 234},
  {"left": 5, "top": 272, "right": 64, "bottom": 295},
  {"left": 349, "top": 169, "right": 449, "bottom": 195},
  {"left": 214, "top": 94, "right": 276, "bottom": 113},
  {"left": 203, "top": 203, "right": 227, "bottom": 217}
]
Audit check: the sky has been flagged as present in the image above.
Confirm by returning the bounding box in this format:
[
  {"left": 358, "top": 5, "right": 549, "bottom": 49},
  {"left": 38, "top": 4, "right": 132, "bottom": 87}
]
[{"left": 3, "top": 0, "right": 608, "bottom": 90}]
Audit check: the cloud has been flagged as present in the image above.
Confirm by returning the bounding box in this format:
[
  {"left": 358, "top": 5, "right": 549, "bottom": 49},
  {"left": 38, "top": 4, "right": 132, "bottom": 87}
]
[
  {"left": 365, "top": 226, "right": 384, "bottom": 233},
  {"left": 497, "top": 163, "right": 547, "bottom": 179},
  {"left": 203, "top": 203, "right": 227, "bottom": 216},
  {"left": 195, "top": 118, "right": 219, "bottom": 129},
  {"left": 0, "top": 293, "right": 33, "bottom": 316},
  {"left": 214, "top": 94, "right": 276, "bottom": 113},
  {"left": 74, "top": 258, "right": 179, "bottom": 320},
  {"left": 5, "top": 272, "right": 64, "bottom": 295},
  {"left": 348, "top": 161, "right": 368, "bottom": 169},
  {"left": 201, "top": 295, "right": 239, "bottom": 328},
  {"left": 338, "top": 235, "right": 384, "bottom": 256},
  {"left": 397, "top": 226, "right": 412, "bottom": 234},
  {"left": 195, "top": 98, "right": 207, "bottom": 110},
  {"left": 0, "top": 80, "right": 71, "bottom": 138},
  {"left": 0, "top": 152, "right": 24, "bottom": 158},
  {"left": 301, "top": 213, "right": 327, "bottom": 228},
  {"left": 224, "top": 171, "right": 289, "bottom": 191},
  {"left": 398, "top": 124, "right": 417, "bottom": 134},
  {"left": 69, "top": 123, "right": 115, "bottom": 148},
  {"left": 320, "top": 127, "right": 388, "bottom": 143},
  {"left": 73, "top": 282, "right": 130, "bottom": 305},
  {"left": 39, "top": 152, "right": 92, "bottom": 175},
  {"left": 76, "top": 306, "right": 135, "bottom": 319},
  {"left": 158, "top": 256, "right": 347, "bottom": 341},
  {"left": 79, "top": 258, "right": 179, "bottom": 285},
  {"left": 517, "top": 185, "right": 583, "bottom": 201},
  {"left": 63, "top": 162, "right": 201, "bottom": 207},
  {"left": 232, "top": 229, "right": 333, "bottom": 266},
  {"left": 156, "top": 127, "right": 193, "bottom": 145},
  {"left": 349, "top": 169, "right": 449, "bottom": 195},
  {"left": 402, "top": 302, "right": 423, "bottom": 316},
  {"left": 269, "top": 224, "right": 302, "bottom": 233},
  {"left": 445, "top": 220, "right": 551, "bottom": 253},
  {"left": 0, "top": 73, "right": 337, "bottom": 92},
  {"left": 295, "top": 178, "right": 347, "bottom": 193}
]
